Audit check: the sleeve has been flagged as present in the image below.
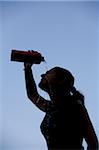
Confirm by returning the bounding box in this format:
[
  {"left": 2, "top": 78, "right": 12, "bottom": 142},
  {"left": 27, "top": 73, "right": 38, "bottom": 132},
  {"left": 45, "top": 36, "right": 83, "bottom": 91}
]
[{"left": 34, "top": 96, "right": 51, "bottom": 112}]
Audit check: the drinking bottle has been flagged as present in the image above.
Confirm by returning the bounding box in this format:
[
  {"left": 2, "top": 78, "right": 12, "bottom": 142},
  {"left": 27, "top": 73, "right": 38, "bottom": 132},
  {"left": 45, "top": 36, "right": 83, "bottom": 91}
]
[{"left": 11, "top": 50, "right": 45, "bottom": 64}]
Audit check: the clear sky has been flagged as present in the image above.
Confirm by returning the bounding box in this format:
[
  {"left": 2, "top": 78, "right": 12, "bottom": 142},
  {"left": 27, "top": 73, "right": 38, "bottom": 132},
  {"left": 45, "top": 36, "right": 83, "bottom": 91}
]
[{"left": 0, "top": 1, "right": 99, "bottom": 150}]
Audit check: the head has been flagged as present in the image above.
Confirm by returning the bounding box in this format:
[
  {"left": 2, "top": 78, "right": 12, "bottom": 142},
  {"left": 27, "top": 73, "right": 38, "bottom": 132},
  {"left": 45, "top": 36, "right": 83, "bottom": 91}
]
[{"left": 39, "top": 66, "right": 74, "bottom": 95}]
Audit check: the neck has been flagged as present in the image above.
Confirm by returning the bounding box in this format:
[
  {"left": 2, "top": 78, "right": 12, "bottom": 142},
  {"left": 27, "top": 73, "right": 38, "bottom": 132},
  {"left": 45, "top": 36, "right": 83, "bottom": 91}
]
[{"left": 49, "top": 91, "right": 70, "bottom": 106}]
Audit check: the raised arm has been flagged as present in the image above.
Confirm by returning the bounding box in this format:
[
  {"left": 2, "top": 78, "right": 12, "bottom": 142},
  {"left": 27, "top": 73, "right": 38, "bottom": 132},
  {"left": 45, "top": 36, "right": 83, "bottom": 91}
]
[{"left": 24, "top": 63, "right": 50, "bottom": 112}]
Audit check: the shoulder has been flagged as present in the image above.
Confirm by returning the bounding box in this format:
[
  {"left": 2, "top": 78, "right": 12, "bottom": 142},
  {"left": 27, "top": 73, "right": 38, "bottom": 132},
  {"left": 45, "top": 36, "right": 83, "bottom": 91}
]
[{"left": 77, "top": 99, "right": 85, "bottom": 106}]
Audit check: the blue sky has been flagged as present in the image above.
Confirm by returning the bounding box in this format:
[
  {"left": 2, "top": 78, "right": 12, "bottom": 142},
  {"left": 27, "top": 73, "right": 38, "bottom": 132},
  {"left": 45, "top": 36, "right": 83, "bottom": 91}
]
[{"left": 0, "top": 1, "right": 99, "bottom": 150}]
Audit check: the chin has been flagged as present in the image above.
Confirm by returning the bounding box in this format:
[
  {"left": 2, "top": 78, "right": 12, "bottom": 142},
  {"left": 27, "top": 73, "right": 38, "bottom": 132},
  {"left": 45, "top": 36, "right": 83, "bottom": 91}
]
[
  {"left": 38, "top": 82, "right": 42, "bottom": 89},
  {"left": 38, "top": 82, "right": 45, "bottom": 91},
  {"left": 38, "top": 82, "right": 47, "bottom": 92}
]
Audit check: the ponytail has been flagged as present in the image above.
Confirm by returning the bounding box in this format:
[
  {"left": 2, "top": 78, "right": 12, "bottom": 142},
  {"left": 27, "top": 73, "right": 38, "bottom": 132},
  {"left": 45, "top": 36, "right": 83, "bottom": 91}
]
[{"left": 71, "top": 86, "right": 85, "bottom": 105}]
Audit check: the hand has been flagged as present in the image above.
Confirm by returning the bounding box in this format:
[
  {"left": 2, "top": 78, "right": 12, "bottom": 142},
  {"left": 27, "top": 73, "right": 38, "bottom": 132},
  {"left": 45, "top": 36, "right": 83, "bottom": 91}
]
[
  {"left": 24, "top": 50, "right": 41, "bottom": 68},
  {"left": 28, "top": 50, "right": 44, "bottom": 64},
  {"left": 24, "top": 50, "right": 33, "bottom": 68},
  {"left": 28, "top": 50, "right": 42, "bottom": 57},
  {"left": 24, "top": 62, "right": 32, "bottom": 69}
]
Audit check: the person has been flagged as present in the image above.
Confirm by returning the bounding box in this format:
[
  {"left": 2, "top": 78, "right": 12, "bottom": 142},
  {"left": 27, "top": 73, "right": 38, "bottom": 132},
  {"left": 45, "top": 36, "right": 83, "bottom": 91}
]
[{"left": 24, "top": 51, "right": 98, "bottom": 150}]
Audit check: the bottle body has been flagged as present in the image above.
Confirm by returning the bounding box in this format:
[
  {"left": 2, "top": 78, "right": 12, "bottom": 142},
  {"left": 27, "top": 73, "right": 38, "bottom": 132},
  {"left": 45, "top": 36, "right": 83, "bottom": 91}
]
[{"left": 11, "top": 50, "right": 44, "bottom": 64}]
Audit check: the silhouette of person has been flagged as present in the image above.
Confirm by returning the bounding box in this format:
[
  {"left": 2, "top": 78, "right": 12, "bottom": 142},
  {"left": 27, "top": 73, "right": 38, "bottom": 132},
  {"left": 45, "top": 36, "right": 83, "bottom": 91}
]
[{"left": 24, "top": 51, "right": 98, "bottom": 150}]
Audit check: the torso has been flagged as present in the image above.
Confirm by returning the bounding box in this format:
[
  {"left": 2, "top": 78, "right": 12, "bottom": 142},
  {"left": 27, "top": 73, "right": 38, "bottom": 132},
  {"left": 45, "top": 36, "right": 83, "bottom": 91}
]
[{"left": 40, "top": 95, "right": 84, "bottom": 150}]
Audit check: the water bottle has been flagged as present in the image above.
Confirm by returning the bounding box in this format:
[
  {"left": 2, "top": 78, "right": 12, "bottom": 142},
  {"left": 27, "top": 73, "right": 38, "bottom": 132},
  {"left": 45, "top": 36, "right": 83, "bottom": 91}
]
[{"left": 11, "top": 49, "right": 45, "bottom": 64}]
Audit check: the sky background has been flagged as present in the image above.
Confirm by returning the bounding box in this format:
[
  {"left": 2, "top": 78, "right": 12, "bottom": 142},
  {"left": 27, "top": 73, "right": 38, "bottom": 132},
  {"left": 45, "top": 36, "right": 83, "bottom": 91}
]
[{"left": 0, "top": 1, "right": 99, "bottom": 150}]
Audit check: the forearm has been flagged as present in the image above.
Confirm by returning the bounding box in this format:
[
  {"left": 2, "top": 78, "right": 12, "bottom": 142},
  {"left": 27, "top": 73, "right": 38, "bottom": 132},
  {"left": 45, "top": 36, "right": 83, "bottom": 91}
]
[{"left": 24, "top": 66, "right": 39, "bottom": 99}]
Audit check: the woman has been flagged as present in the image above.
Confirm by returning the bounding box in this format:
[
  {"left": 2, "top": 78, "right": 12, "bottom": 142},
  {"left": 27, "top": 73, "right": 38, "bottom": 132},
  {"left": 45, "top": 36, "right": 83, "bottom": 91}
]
[{"left": 24, "top": 51, "right": 98, "bottom": 150}]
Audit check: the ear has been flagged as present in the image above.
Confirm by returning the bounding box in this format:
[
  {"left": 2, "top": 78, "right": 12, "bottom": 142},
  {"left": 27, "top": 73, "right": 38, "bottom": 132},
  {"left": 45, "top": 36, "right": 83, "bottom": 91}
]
[
  {"left": 57, "top": 77, "right": 68, "bottom": 86},
  {"left": 57, "top": 78, "right": 73, "bottom": 91}
]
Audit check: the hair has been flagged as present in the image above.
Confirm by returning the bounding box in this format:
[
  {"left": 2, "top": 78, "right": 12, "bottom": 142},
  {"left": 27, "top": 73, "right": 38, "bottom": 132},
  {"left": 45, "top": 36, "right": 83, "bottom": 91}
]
[
  {"left": 50, "top": 66, "right": 74, "bottom": 85},
  {"left": 49, "top": 67, "right": 85, "bottom": 104},
  {"left": 71, "top": 86, "right": 85, "bottom": 105}
]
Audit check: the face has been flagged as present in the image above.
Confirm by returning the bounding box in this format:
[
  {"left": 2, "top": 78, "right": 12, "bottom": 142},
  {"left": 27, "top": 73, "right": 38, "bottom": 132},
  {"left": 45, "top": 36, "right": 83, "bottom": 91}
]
[
  {"left": 38, "top": 67, "right": 74, "bottom": 94},
  {"left": 38, "top": 69, "right": 57, "bottom": 92}
]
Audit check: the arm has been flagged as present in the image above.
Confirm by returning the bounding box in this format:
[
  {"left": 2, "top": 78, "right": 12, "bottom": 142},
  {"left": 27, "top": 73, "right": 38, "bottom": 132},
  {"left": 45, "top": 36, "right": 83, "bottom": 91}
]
[
  {"left": 24, "top": 63, "right": 50, "bottom": 112},
  {"left": 81, "top": 105, "right": 99, "bottom": 150}
]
